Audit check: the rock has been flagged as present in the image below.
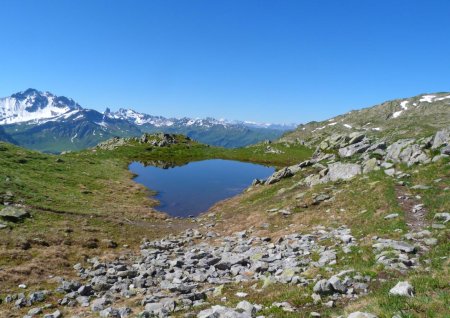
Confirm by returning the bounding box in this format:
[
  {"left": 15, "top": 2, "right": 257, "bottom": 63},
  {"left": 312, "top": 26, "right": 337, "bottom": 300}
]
[
  {"left": 347, "top": 312, "right": 377, "bottom": 318},
  {"left": 265, "top": 168, "right": 294, "bottom": 185},
  {"left": 410, "top": 185, "right": 431, "bottom": 190},
  {"left": 441, "top": 145, "right": 450, "bottom": 155},
  {"left": 313, "top": 279, "right": 333, "bottom": 295},
  {"left": 328, "top": 276, "right": 347, "bottom": 293},
  {"left": 434, "top": 212, "right": 450, "bottom": 223},
  {"left": 373, "top": 239, "right": 416, "bottom": 253},
  {"left": 99, "top": 307, "right": 121, "bottom": 318},
  {"left": 389, "top": 281, "right": 414, "bottom": 297},
  {"left": 312, "top": 193, "right": 331, "bottom": 205},
  {"left": 310, "top": 312, "right": 321, "bottom": 317},
  {"left": 44, "top": 310, "right": 62, "bottom": 318},
  {"left": 271, "top": 301, "right": 296, "bottom": 312},
  {"left": 28, "top": 307, "right": 43, "bottom": 316},
  {"left": 236, "top": 301, "right": 256, "bottom": 316},
  {"left": 28, "top": 290, "right": 47, "bottom": 304},
  {"left": 91, "top": 297, "right": 110, "bottom": 312},
  {"left": 386, "top": 139, "right": 429, "bottom": 166},
  {"left": 384, "top": 213, "right": 399, "bottom": 220},
  {"left": 362, "top": 158, "right": 378, "bottom": 173},
  {"left": 432, "top": 154, "right": 448, "bottom": 162},
  {"left": 338, "top": 141, "right": 370, "bottom": 158},
  {"left": 235, "top": 292, "right": 248, "bottom": 298},
  {"left": 431, "top": 128, "right": 450, "bottom": 149},
  {"left": 198, "top": 305, "right": 251, "bottom": 318},
  {"left": 321, "top": 163, "right": 361, "bottom": 182},
  {"left": 348, "top": 132, "right": 366, "bottom": 144},
  {"left": 384, "top": 168, "right": 396, "bottom": 176},
  {"left": 0, "top": 206, "right": 30, "bottom": 222},
  {"left": 0, "top": 223, "right": 7, "bottom": 229},
  {"left": 424, "top": 238, "right": 437, "bottom": 246}
]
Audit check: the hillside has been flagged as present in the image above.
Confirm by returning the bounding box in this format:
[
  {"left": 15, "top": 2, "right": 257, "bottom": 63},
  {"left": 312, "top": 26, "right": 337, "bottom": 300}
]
[
  {"left": 280, "top": 92, "right": 450, "bottom": 146},
  {"left": 0, "top": 89, "right": 292, "bottom": 152}
]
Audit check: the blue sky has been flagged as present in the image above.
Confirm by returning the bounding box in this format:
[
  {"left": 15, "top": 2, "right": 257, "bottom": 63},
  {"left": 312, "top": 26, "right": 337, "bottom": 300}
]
[{"left": 1, "top": 0, "right": 450, "bottom": 123}]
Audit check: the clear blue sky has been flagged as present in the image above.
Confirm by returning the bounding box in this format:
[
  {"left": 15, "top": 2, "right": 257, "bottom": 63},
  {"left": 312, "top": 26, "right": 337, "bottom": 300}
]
[{"left": 1, "top": 0, "right": 450, "bottom": 123}]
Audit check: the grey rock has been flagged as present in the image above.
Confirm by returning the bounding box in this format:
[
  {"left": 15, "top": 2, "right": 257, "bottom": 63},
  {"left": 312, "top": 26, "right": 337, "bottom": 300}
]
[
  {"left": 265, "top": 168, "right": 294, "bottom": 185},
  {"left": 100, "top": 307, "right": 121, "bottom": 318},
  {"left": 0, "top": 206, "right": 30, "bottom": 222},
  {"left": 328, "top": 276, "right": 347, "bottom": 293},
  {"left": 431, "top": 128, "right": 450, "bottom": 149},
  {"left": 271, "top": 302, "right": 296, "bottom": 312},
  {"left": 312, "top": 193, "right": 331, "bottom": 205},
  {"left": 389, "top": 281, "right": 414, "bottom": 297},
  {"left": 373, "top": 239, "right": 416, "bottom": 253},
  {"left": 44, "top": 310, "right": 62, "bottom": 318},
  {"left": 384, "top": 213, "right": 399, "bottom": 220},
  {"left": 313, "top": 279, "right": 333, "bottom": 295},
  {"left": 347, "top": 312, "right": 377, "bottom": 318},
  {"left": 362, "top": 158, "right": 378, "bottom": 174},
  {"left": 441, "top": 145, "right": 450, "bottom": 155},
  {"left": 434, "top": 212, "right": 450, "bottom": 223},
  {"left": 411, "top": 185, "right": 431, "bottom": 190},
  {"left": 321, "top": 162, "right": 361, "bottom": 183},
  {"left": 27, "top": 308, "right": 43, "bottom": 316},
  {"left": 338, "top": 141, "right": 370, "bottom": 158},
  {"left": 236, "top": 301, "right": 257, "bottom": 316},
  {"left": 91, "top": 297, "right": 111, "bottom": 312}
]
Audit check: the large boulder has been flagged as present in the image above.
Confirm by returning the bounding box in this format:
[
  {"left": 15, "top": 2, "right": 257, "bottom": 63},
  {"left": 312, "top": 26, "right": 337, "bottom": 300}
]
[
  {"left": 321, "top": 163, "right": 361, "bottom": 183},
  {"left": 0, "top": 206, "right": 30, "bottom": 222}
]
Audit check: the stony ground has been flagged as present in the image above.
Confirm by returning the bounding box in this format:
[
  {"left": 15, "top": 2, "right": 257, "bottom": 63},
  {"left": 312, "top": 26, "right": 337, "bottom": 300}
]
[{"left": 0, "top": 129, "right": 449, "bottom": 318}]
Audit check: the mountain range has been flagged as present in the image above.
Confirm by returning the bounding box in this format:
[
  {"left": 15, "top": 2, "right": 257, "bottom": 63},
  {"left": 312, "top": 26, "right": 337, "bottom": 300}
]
[{"left": 0, "top": 89, "right": 295, "bottom": 152}]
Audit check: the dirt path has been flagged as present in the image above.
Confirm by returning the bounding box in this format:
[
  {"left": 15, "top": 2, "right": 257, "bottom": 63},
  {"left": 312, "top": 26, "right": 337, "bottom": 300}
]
[{"left": 395, "top": 185, "right": 428, "bottom": 232}]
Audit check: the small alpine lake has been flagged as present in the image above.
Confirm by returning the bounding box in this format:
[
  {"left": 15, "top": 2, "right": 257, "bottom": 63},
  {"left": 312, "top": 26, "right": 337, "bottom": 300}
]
[{"left": 129, "top": 159, "right": 275, "bottom": 217}]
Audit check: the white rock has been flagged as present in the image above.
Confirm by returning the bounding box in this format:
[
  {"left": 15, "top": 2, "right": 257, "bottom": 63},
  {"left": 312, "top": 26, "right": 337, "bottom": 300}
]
[
  {"left": 389, "top": 281, "right": 414, "bottom": 297},
  {"left": 347, "top": 312, "right": 377, "bottom": 318}
]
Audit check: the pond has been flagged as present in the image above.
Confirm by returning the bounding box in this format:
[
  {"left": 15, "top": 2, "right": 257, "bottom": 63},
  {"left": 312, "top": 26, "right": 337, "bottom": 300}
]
[{"left": 129, "top": 159, "right": 275, "bottom": 217}]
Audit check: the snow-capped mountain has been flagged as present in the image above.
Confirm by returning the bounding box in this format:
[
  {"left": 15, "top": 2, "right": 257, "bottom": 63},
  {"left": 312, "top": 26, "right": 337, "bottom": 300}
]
[
  {"left": 0, "top": 89, "right": 82, "bottom": 125},
  {"left": 0, "top": 89, "right": 291, "bottom": 152},
  {"left": 108, "top": 108, "right": 296, "bottom": 130}
]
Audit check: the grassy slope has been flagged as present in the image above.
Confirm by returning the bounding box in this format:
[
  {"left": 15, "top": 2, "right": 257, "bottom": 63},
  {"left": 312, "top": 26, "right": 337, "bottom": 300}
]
[
  {"left": 1, "top": 136, "right": 448, "bottom": 317},
  {"left": 0, "top": 138, "right": 312, "bottom": 299},
  {"left": 191, "top": 158, "right": 449, "bottom": 317}
]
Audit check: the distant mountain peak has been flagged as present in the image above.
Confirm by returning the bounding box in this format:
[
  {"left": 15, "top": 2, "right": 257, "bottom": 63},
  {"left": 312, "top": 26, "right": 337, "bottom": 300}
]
[{"left": 0, "top": 89, "right": 82, "bottom": 125}]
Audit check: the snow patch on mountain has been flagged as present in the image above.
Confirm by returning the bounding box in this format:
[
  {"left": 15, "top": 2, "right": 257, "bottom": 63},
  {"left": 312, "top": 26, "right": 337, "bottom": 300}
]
[{"left": 0, "top": 89, "right": 81, "bottom": 124}]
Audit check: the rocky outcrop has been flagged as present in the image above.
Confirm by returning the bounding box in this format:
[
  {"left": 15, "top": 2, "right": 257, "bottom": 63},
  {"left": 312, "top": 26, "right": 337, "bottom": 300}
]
[
  {"left": 265, "top": 167, "right": 294, "bottom": 185},
  {"left": 385, "top": 139, "right": 428, "bottom": 166},
  {"left": 263, "top": 128, "right": 450, "bottom": 189},
  {"left": 96, "top": 133, "right": 189, "bottom": 150}
]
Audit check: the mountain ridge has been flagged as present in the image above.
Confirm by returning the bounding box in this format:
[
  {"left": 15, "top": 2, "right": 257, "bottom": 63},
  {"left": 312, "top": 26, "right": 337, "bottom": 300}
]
[{"left": 0, "top": 89, "right": 291, "bottom": 152}]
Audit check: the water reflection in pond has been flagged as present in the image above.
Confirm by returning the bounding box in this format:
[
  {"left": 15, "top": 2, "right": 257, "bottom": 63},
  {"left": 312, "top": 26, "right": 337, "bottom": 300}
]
[{"left": 129, "top": 159, "right": 275, "bottom": 217}]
